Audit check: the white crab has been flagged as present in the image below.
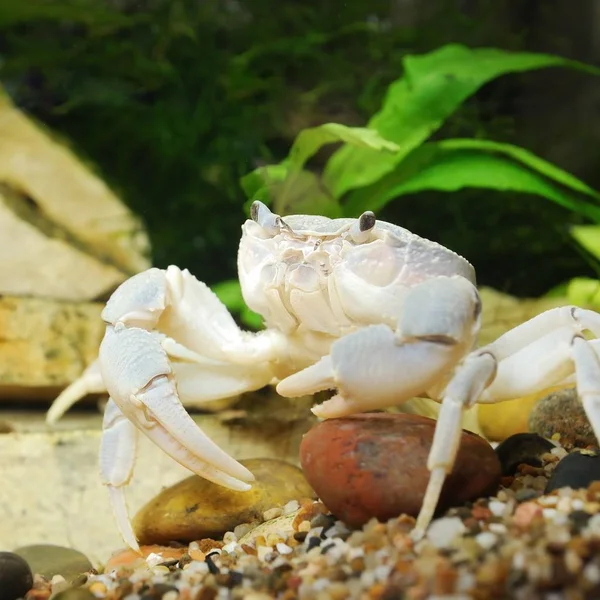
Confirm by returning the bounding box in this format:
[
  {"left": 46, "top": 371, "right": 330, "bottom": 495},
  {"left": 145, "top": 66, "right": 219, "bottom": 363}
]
[{"left": 47, "top": 200, "right": 600, "bottom": 552}]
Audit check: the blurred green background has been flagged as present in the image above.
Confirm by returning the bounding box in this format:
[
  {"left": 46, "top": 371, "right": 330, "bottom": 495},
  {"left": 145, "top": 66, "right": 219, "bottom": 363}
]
[{"left": 2, "top": 0, "right": 600, "bottom": 299}]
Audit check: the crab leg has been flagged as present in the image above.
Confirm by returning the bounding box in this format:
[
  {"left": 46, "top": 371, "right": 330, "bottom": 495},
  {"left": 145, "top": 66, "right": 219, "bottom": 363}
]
[
  {"left": 100, "top": 398, "right": 140, "bottom": 551},
  {"left": 417, "top": 311, "right": 600, "bottom": 536},
  {"left": 46, "top": 360, "right": 106, "bottom": 424}
]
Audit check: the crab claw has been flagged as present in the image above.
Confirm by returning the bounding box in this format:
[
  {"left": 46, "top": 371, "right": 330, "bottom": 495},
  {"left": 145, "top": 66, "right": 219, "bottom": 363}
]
[{"left": 99, "top": 324, "right": 255, "bottom": 489}]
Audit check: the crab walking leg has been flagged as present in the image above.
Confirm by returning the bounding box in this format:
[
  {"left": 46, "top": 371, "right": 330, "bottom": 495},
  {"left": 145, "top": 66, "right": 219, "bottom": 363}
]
[
  {"left": 46, "top": 360, "right": 106, "bottom": 425},
  {"left": 572, "top": 336, "right": 600, "bottom": 442},
  {"left": 413, "top": 352, "right": 496, "bottom": 536},
  {"left": 100, "top": 324, "right": 256, "bottom": 489},
  {"left": 100, "top": 398, "right": 140, "bottom": 551},
  {"left": 416, "top": 323, "right": 600, "bottom": 536}
]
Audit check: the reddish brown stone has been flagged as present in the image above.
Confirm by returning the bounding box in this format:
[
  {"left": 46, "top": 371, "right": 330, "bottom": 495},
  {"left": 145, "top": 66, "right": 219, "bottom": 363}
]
[{"left": 299, "top": 413, "right": 501, "bottom": 527}]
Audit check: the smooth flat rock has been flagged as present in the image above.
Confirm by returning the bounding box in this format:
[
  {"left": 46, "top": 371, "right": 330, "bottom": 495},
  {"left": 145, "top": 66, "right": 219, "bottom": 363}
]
[
  {"left": 300, "top": 413, "right": 501, "bottom": 527},
  {"left": 0, "top": 88, "right": 150, "bottom": 301},
  {"left": 133, "top": 458, "right": 315, "bottom": 545},
  {"left": 13, "top": 544, "right": 92, "bottom": 584}
]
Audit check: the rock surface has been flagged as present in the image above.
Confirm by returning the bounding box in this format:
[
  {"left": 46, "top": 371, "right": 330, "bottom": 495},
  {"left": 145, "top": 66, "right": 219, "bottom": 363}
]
[
  {"left": 0, "top": 88, "right": 150, "bottom": 301},
  {"left": 0, "top": 551, "right": 33, "bottom": 600},
  {"left": 495, "top": 433, "right": 556, "bottom": 476},
  {"left": 13, "top": 544, "right": 93, "bottom": 585},
  {"left": 133, "top": 458, "right": 315, "bottom": 545},
  {"left": 0, "top": 296, "right": 104, "bottom": 399},
  {"left": 299, "top": 413, "right": 501, "bottom": 527},
  {"left": 529, "top": 388, "right": 597, "bottom": 449}
]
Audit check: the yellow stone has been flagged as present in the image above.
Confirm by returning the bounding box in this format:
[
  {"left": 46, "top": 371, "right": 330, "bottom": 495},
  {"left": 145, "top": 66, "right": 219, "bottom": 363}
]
[
  {"left": 477, "top": 387, "right": 564, "bottom": 442},
  {"left": 133, "top": 458, "right": 314, "bottom": 545}
]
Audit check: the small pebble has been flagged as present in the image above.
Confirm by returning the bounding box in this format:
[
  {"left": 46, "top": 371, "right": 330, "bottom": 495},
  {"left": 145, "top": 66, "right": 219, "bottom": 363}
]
[
  {"left": 495, "top": 433, "right": 556, "bottom": 475},
  {"left": 529, "top": 388, "right": 597, "bottom": 448},
  {"left": 425, "top": 517, "right": 467, "bottom": 549},
  {"left": 545, "top": 451, "right": 600, "bottom": 493}
]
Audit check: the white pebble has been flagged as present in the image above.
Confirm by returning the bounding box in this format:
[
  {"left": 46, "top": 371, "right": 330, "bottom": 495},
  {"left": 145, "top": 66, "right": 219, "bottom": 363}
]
[
  {"left": 282, "top": 500, "right": 300, "bottom": 515},
  {"left": 426, "top": 517, "right": 467, "bottom": 549},
  {"left": 276, "top": 542, "right": 293, "bottom": 555},
  {"left": 572, "top": 499, "right": 585, "bottom": 511},
  {"left": 512, "top": 552, "right": 525, "bottom": 570},
  {"left": 542, "top": 508, "right": 557, "bottom": 520},
  {"left": 585, "top": 563, "right": 600, "bottom": 583},
  {"left": 222, "top": 541, "right": 238, "bottom": 554},
  {"left": 488, "top": 500, "right": 507, "bottom": 517},
  {"left": 587, "top": 514, "right": 600, "bottom": 536},
  {"left": 488, "top": 523, "right": 507, "bottom": 535},
  {"left": 223, "top": 531, "right": 237, "bottom": 544},
  {"left": 475, "top": 531, "right": 497, "bottom": 550},
  {"left": 538, "top": 496, "right": 557, "bottom": 507},
  {"left": 145, "top": 553, "right": 164, "bottom": 567}
]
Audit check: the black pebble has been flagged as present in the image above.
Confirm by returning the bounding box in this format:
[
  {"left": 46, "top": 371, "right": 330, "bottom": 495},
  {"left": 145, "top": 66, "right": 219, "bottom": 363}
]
[
  {"left": 306, "top": 536, "right": 321, "bottom": 550},
  {"left": 205, "top": 553, "right": 220, "bottom": 575},
  {"left": 495, "top": 433, "right": 555, "bottom": 476},
  {"left": 0, "top": 552, "right": 33, "bottom": 600},
  {"left": 569, "top": 509, "right": 592, "bottom": 533},
  {"left": 545, "top": 451, "right": 600, "bottom": 493}
]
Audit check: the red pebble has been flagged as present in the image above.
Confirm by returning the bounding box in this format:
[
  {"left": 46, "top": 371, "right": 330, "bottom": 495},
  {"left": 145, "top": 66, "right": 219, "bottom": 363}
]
[{"left": 300, "top": 413, "right": 501, "bottom": 527}]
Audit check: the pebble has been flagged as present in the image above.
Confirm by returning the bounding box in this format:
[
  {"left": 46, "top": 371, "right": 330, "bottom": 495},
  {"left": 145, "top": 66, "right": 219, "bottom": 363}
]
[
  {"left": 300, "top": 413, "right": 501, "bottom": 526},
  {"left": 545, "top": 451, "right": 600, "bottom": 493},
  {"left": 13, "top": 545, "right": 92, "bottom": 585},
  {"left": 104, "top": 545, "right": 186, "bottom": 572},
  {"left": 0, "top": 551, "right": 33, "bottom": 600},
  {"left": 425, "top": 517, "right": 467, "bottom": 549},
  {"left": 52, "top": 590, "right": 96, "bottom": 600},
  {"left": 529, "top": 388, "right": 597, "bottom": 448},
  {"left": 478, "top": 390, "right": 547, "bottom": 441},
  {"left": 495, "top": 432, "right": 556, "bottom": 475},
  {"left": 133, "top": 458, "right": 314, "bottom": 544}
]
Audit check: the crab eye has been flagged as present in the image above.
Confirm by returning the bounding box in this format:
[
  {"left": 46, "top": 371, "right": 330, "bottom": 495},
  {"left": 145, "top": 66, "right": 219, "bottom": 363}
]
[
  {"left": 359, "top": 211, "right": 376, "bottom": 232},
  {"left": 250, "top": 200, "right": 286, "bottom": 236},
  {"left": 349, "top": 211, "right": 377, "bottom": 243}
]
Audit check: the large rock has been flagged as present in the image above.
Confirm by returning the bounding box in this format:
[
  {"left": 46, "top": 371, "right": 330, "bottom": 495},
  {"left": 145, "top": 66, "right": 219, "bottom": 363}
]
[
  {"left": 0, "top": 296, "right": 104, "bottom": 399},
  {"left": 133, "top": 458, "right": 315, "bottom": 544},
  {"left": 0, "top": 89, "right": 150, "bottom": 301},
  {"left": 300, "top": 413, "right": 501, "bottom": 527}
]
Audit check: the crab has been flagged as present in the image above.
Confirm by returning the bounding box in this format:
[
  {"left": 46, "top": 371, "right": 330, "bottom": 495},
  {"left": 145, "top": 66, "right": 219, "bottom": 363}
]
[{"left": 47, "top": 200, "right": 600, "bottom": 552}]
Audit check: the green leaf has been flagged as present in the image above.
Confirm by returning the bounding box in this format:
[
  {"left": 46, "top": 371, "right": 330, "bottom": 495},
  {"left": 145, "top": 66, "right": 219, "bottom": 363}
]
[
  {"left": 241, "top": 164, "right": 341, "bottom": 218},
  {"left": 565, "top": 277, "right": 600, "bottom": 309},
  {"left": 240, "top": 163, "right": 291, "bottom": 202},
  {"left": 288, "top": 123, "right": 399, "bottom": 171},
  {"left": 571, "top": 225, "right": 600, "bottom": 259},
  {"left": 324, "top": 44, "right": 600, "bottom": 198},
  {"left": 344, "top": 142, "right": 600, "bottom": 222}
]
